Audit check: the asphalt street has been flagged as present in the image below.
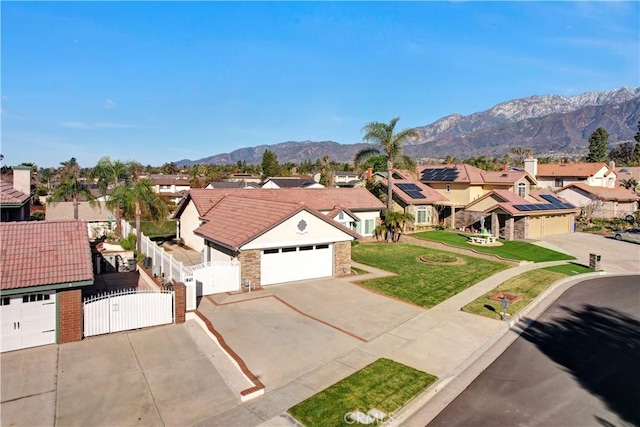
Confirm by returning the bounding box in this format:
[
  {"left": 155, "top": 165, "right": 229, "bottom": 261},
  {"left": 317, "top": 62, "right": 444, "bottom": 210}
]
[{"left": 427, "top": 275, "right": 640, "bottom": 427}]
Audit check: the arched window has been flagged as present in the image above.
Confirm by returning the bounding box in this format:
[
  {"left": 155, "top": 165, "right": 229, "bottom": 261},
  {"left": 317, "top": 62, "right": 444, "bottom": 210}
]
[{"left": 518, "top": 182, "right": 526, "bottom": 198}]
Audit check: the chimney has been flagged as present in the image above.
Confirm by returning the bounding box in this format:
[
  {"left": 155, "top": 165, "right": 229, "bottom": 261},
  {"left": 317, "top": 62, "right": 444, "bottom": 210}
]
[
  {"left": 502, "top": 163, "right": 508, "bottom": 172},
  {"left": 367, "top": 167, "right": 373, "bottom": 183},
  {"left": 524, "top": 158, "right": 538, "bottom": 177},
  {"left": 12, "top": 165, "right": 32, "bottom": 196},
  {"left": 609, "top": 160, "right": 615, "bottom": 172}
]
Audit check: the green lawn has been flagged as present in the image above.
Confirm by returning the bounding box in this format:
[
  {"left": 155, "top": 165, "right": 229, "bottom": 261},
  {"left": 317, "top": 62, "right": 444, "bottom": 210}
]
[
  {"left": 461, "top": 264, "right": 593, "bottom": 320},
  {"left": 414, "top": 230, "right": 576, "bottom": 262},
  {"left": 288, "top": 358, "right": 437, "bottom": 427},
  {"left": 135, "top": 220, "right": 176, "bottom": 239},
  {"left": 351, "top": 243, "right": 508, "bottom": 308}
]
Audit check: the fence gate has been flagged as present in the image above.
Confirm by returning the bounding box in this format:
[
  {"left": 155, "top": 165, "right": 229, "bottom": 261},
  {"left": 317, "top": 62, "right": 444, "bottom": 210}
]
[{"left": 83, "top": 289, "right": 174, "bottom": 337}]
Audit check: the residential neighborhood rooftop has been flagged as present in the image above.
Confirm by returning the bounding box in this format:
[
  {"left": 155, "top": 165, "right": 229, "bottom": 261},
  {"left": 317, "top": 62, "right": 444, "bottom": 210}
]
[
  {"left": 559, "top": 182, "right": 640, "bottom": 202},
  {"left": 0, "top": 181, "right": 31, "bottom": 206},
  {"left": 0, "top": 220, "right": 94, "bottom": 290},
  {"left": 536, "top": 162, "right": 613, "bottom": 178}
]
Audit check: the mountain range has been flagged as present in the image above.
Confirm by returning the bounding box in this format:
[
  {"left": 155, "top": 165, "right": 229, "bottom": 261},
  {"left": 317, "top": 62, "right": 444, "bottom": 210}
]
[{"left": 176, "top": 87, "right": 640, "bottom": 166}]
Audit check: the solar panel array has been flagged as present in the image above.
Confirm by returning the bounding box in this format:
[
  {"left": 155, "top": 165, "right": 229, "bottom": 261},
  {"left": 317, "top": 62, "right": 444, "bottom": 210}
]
[
  {"left": 513, "top": 194, "right": 575, "bottom": 212},
  {"left": 420, "top": 168, "right": 459, "bottom": 182},
  {"left": 396, "top": 183, "right": 427, "bottom": 199}
]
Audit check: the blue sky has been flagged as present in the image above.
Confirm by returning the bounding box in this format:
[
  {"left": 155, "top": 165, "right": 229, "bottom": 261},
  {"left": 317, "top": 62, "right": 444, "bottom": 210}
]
[{"left": 2, "top": 1, "right": 639, "bottom": 168}]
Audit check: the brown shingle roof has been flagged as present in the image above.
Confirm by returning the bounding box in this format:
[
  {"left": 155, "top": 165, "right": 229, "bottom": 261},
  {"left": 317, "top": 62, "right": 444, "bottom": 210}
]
[
  {"left": 0, "top": 220, "right": 94, "bottom": 290},
  {"left": 536, "top": 162, "right": 611, "bottom": 178},
  {"left": 0, "top": 181, "right": 30, "bottom": 206},
  {"left": 193, "top": 196, "right": 358, "bottom": 250}
]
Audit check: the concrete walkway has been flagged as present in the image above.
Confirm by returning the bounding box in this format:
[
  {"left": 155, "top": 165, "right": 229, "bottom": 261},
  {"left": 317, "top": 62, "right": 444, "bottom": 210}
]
[{"left": 193, "top": 256, "right": 588, "bottom": 426}]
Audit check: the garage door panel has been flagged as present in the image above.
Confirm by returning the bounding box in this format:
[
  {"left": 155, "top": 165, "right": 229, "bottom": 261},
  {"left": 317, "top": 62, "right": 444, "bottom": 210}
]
[
  {"left": 1, "top": 292, "right": 56, "bottom": 353},
  {"left": 261, "top": 244, "right": 333, "bottom": 286}
]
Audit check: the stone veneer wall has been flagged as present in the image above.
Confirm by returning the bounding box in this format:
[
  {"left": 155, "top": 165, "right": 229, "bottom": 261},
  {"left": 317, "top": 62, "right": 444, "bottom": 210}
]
[
  {"left": 333, "top": 241, "right": 352, "bottom": 277},
  {"left": 238, "top": 249, "right": 261, "bottom": 288},
  {"left": 514, "top": 217, "right": 526, "bottom": 240}
]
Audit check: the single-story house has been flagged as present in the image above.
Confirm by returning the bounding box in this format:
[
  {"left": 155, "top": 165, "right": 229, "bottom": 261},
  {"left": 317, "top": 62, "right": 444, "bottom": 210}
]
[
  {"left": 46, "top": 201, "right": 117, "bottom": 239},
  {"left": 556, "top": 183, "right": 640, "bottom": 220},
  {"left": 525, "top": 158, "right": 616, "bottom": 190},
  {"left": 372, "top": 169, "right": 449, "bottom": 229},
  {"left": 463, "top": 189, "right": 580, "bottom": 240},
  {"left": 174, "top": 188, "right": 384, "bottom": 284},
  {"left": 0, "top": 220, "right": 94, "bottom": 352},
  {"left": 193, "top": 195, "right": 359, "bottom": 287},
  {"left": 205, "top": 181, "right": 257, "bottom": 189}
]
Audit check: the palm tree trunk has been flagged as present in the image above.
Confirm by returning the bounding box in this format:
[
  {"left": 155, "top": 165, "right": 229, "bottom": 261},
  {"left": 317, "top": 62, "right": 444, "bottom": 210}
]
[
  {"left": 386, "top": 159, "right": 394, "bottom": 242},
  {"left": 73, "top": 199, "right": 79, "bottom": 220},
  {"left": 135, "top": 202, "right": 142, "bottom": 255}
]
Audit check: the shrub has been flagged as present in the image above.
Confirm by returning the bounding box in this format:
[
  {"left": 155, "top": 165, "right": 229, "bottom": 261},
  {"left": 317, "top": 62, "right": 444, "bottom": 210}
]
[
  {"left": 119, "top": 233, "right": 137, "bottom": 251},
  {"left": 30, "top": 211, "right": 45, "bottom": 221}
]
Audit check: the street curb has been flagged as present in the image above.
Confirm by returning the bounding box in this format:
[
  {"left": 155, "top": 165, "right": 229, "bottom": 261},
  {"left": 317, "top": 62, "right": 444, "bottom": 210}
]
[{"left": 388, "top": 270, "right": 608, "bottom": 426}]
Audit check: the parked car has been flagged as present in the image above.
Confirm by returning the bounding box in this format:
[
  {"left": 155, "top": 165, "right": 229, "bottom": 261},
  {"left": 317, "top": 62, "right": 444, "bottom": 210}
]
[{"left": 613, "top": 227, "right": 640, "bottom": 243}]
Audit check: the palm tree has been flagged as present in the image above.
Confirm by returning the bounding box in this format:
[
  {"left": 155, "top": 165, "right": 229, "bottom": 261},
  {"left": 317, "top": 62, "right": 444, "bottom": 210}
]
[
  {"left": 383, "top": 210, "right": 414, "bottom": 242},
  {"left": 354, "top": 117, "right": 418, "bottom": 241},
  {"left": 91, "top": 156, "right": 130, "bottom": 235},
  {"left": 111, "top": 178, "right": 168, "bottom": 254},
  {"left": 48, "top": 171, "right": 96, "bottom": 220}
]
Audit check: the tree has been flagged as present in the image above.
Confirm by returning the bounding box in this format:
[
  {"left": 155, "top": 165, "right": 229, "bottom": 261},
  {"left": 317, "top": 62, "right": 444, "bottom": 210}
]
[
  {"left": 587, "top": 127, "right": 609, "bottom": 162},
  {"left": 49, "top": 166, "right": 96, "bottom": 220},
  {"left": 634, "top": 120, "right": 640, "bottom": 164},
  {"left": 619, "top": 177, "right": 639, "bottom": 194},
  {"left": 509, "top": 147, "right": 532, "bottom": 167},
  {"left": 91, "top": 156, "right": 130, "bottom": 235},
  {"left": 354, "top": 117, "right": 418, "bottom": 241},
  {"left": 261, "top": 149, "right": 280, "bottom": 178},
  {"left": 110, "top": 178, "right": 168, "bottom": 254},
  {"left": 383, "top": 210, "right": 414, "bottom": 242},
  {"left": 608, "top": 142, "right": 635, "bottom": 165}
]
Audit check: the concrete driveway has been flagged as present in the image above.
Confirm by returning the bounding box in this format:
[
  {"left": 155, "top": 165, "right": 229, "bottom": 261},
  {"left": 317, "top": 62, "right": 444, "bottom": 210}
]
[
  {"left": 1, "top": 321, "right": 242, "bottom": 427},
  {"left": 537, "top": 232, "right": 640, "bottom": 274},
  {"left": 197, "top": 277, "right": 424, "bottom": 391}
]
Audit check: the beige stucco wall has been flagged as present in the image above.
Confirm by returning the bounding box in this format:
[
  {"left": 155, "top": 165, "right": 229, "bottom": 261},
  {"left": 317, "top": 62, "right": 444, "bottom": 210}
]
[
  {"left": 243, "top": 211, "right": 353, "bottom": 250},
  {"left": 180, "top": 201, "right": 206, "bottom": 253}
]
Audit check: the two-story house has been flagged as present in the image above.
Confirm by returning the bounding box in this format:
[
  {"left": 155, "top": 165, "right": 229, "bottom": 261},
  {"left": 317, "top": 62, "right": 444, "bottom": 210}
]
[{"left": 524, "top": 158, "right": 617, "bottom": 190}]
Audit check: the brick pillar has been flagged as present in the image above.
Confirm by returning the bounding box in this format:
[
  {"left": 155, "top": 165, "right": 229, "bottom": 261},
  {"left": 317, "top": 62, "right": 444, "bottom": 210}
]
[
  {"left": 58, "top": 289, "right": 83, "bottom": 344},
  {"left": 173, "top": 282, "right": 186, "bottom": 324}
]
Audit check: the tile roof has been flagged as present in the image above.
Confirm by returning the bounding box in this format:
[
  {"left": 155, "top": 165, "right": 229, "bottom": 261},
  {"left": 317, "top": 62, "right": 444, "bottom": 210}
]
[
  {"left": 262, "top": 177, "right": 318, "bottom": 188},
  {"left": 193, "top": 196, "right": 358, "bottom": 250},
  {"left": 378, "top": 169, "right": 449, "bottom": 204},
  {"left": 1, "top": 220, "right": 94, "bottom": 290},
  {"left": 559, "top": 183, "right": 640, "bottom": 202},
  {"left": 45, "top": 201, "right": 116, "bottom": 221},
  {"left": 418, "top": 164, "right": 533, "bottom": 184},
  {"left": 148, "top": 175, "right": 191, "bottom": 186},
  {"left": 536, "top": 162, "right": 611, "bottom": 178},
  {"left": 179, "top": 188, "right": 385, "bottom": 218},
  {"left": 469, "top": 189, "right": 579, "bottom": 216},
  {"left": 0, "top": 181, "right": 31, "bottom": 206}
]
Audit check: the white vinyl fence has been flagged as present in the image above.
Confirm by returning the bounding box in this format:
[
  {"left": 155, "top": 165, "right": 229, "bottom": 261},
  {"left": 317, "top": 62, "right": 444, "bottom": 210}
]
[{"left": 83, "top": 289, "right": 174, "bottom": 337}]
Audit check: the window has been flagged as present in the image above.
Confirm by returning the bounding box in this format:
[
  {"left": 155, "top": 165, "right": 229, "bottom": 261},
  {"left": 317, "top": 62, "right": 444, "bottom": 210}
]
[
  {"left": 282, "top": 247, "right": 296, "bottom": 253},
  {"left": 518, "top": 182, "right": 526, "bottom": 198},
  {"left": 1, "top": 297, "right": 9, "bottom": 306},
  {"left": 160, "top": 184, "right": 171, "bottom": 190},
  {"left": 316, "top": 244, "right": 329, "bottom": 249},
  {"left": 263, "top": 249, "right": 279, "bottom": 254},
  {"left": 416, "top": 206, "right": 427, "bottom": 224},
  {"left": 365, "top": 219, "right": 375, "bottom": 234},
  {"left": 555, "top": 178, "right": 564, "bottom": 187},
  {"left": 299, "top": 246, "right": 313, "bottom": 251},
  {"left": 445, "top": 184, "right": 451, "bottom": 193}
]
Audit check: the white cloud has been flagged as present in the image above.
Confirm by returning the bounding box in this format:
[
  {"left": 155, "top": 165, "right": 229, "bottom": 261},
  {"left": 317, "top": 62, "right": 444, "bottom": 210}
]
[{"left": 103, "top": 99, "right": 116, "bottom": 109}]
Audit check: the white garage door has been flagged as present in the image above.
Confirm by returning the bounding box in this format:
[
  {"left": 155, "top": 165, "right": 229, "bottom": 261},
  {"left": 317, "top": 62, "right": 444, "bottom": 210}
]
[
  {"left": 261, "top": 244, "right": 333, "bottom": 286},
  {"left": 1, "top": 291, "right": 56, "bottom": 353}
]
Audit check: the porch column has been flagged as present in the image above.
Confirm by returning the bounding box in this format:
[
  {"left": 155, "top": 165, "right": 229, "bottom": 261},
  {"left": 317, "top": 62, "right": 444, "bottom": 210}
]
[
  {"left": 450, "top": 207, "right": 456, "bottom": 229},
  {"left": 507, "top": 217, "right": 515, "bottom": 241},
  {"left": 491, "top": 212, "right": 499, "bottom": 236}
]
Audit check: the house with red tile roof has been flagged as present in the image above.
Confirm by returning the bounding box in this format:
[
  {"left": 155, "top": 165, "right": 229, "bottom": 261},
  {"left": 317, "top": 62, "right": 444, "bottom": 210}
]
[
  {"left": 147, "top": 174, "right": 192, "bottom": 203},
  {"left": 173, "top": 188, "right": 384, "bottom": 288},
  {"left": 557, "top": 183, "right": 639, "bottom": 220},
  {"left": 0, "top": 220, "right": 94, "bottom": 352},
  {"left": 418, "top": 164, "right": 537, "bottom": 229},
  {"left": 372, "top": 169, "right": 449, "bottom": 229},
  {"left": 461, "top": 189, "right": 580, "bottom": 240},
  {"left": 45, "top": 201, "right": 117, "bottom": 239},
  {"left": 524, "top": 158, "right": 616, "bottom": 190}
]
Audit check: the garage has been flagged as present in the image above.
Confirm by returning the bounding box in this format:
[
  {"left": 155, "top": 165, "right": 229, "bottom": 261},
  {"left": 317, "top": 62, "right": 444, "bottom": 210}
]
[
  {"left": 261, "top": 244, "right": 333, "bottom": 285},
  {"left": 528, "top": 216, "right": 543, "bottom": 239},
  {"left": 544, "top": 214, "right": 570, "bottom": 236},
  {"left": 1, "top": 291, "right": 56, "bottom": 353}
]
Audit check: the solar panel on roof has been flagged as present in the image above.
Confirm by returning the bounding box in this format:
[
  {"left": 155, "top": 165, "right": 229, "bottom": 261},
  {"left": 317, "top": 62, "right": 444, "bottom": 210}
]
[
  {"left": 540, "top": 194, "right": 564, "bottom": 206},
  {"left": 397, "top": 183, "right": 422, "bottom": 192},
  {"left": 406, "top": 191, "right": 427, "bottom": 199},
  {"left": 420, "top": 168, "right": 459, "bottom": 182},
  {"left": 514, "top": 204, "right": 532, "bottom": 211}
]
